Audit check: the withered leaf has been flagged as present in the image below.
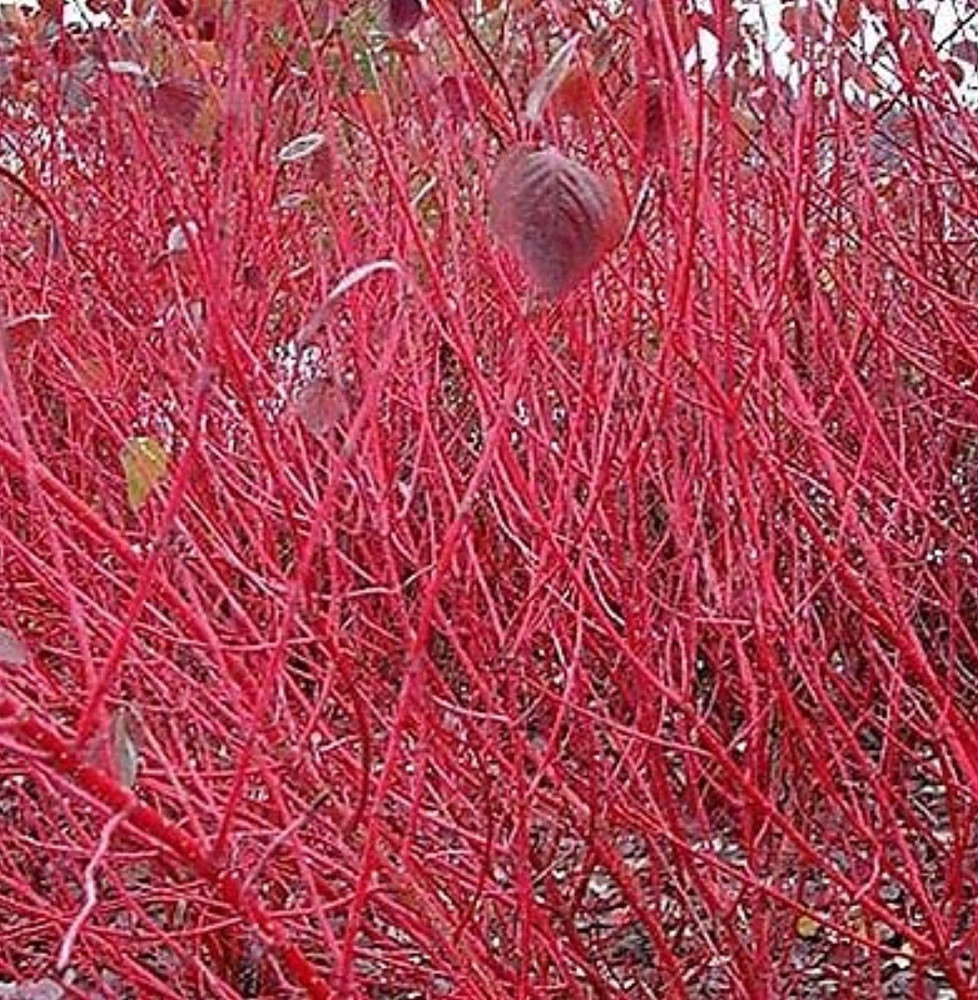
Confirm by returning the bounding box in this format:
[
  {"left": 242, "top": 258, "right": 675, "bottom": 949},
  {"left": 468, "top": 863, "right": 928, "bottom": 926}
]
[
  {"left": 525, "top": 33, "right": 581, "bottom": 123},
  {"left": 0, "top": 627, "right": 28, "bottom": 667},
  {"left": 277, "top": 131, "right": 326, "bottom": 164},
  {"left": 110, "top": 706, "right": 140, "bottom": 790},
  {"left": 121, "top": 436, "right": 169, "bottom": 511}
]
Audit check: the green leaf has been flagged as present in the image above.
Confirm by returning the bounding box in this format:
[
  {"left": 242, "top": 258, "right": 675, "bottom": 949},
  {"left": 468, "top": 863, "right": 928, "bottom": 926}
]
[{"left": 121, "top": 437, "right": 169, "bottom": 511}]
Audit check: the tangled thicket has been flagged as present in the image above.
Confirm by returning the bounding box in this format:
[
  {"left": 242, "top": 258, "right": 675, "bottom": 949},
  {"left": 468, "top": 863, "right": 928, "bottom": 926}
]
[{"left": 1, "top": 1, "right": 978, "bottom": 997}]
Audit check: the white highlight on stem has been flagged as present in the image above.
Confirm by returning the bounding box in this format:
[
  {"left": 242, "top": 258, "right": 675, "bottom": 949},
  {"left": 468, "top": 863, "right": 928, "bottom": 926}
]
[{"left": 55, "top": 808, "right": 128, "bottom": 973}]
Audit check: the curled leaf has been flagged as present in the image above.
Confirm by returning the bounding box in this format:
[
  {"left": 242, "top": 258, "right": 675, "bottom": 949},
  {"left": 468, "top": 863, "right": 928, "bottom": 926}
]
[
  {"left": 166, "top": 219, "right": 198, "bottom": 254},
  {"left": 0, "top": 627, "right": 28, "bottom": 667},
  {"left": 107, "top": 61, "right": 149, "bottom": 81},
  {"left": 0, "top": 980, "right": 64, "bottom": 1000},
  {"left": 525, "top": 33, "right": 581, "bottom": 123},
  {"left": 295, "top": 260, "right": 402, "bottom": 347},
  {"left": 110, "top": 706, "right": 140, "bottom": 790},
  {"left": 277, "top": 132, "right": 326, "bottom": 164},
  {"left": 620, "top": 82, "right": 667, "bottom": 158},
  {"left": 943, "top": 58, "right": 965, "bottom": 86},
  {"left": 121, "top": 436, "right": 169, "bottom": 511},
  {"left": 327, "top": 259, "right": 402, "bottom": 303},
  {"left": 488, "top": 146, "right": 625, "bottom": 299}
]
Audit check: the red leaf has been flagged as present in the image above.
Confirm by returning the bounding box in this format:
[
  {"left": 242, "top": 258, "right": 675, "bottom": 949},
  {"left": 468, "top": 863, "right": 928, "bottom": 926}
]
[
  {"left": 385, "top": 0, "right": 423, "bottom": 37},
  {"left": 950, "top": 39, "right": 978, "bottom": 68},
  {"left": 837, "top": 0, "right": 859, "bottom": 35},
  {"left": 550, "top": 67, "right": 596, "bottom": 122},
  {"left": 296, "top": 377, "right": 347, "bottom": 438},
  {"left": 440, "top": 74, "right": 476, "bottom": 122},
  {"left": 525, "top": 33, "right": 581, "bottom": 123},
  {"left": 488, "top": 146, "right": 626, "bottom": 299},
  {"left": 620, "top": 83, "right": 667, "bottom": 157},
  {"left": 153, "top": 78, "right": 206, "bottom": 131},
  {"left": 385, "top": 37, "right": 422, "bottom": 56},
  {"left": 943, "top": 58, "right": 965, "bottom": 85}
]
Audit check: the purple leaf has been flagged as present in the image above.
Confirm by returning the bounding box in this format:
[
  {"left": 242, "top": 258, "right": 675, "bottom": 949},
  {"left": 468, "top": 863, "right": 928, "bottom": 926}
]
[
  {"left": 386, "top": 0, "right": 423, "bottom": 37},
  {"left": 488, "top": 146, "right": 626, "bottom": 299}
]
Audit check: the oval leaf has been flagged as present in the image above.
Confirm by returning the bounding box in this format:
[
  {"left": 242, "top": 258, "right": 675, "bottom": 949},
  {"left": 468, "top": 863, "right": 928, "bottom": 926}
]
[
  {"left": 385, "top": 0, "right": 423, "bottom": 37},
  {"left": 488, "top": 147, "right": 625, "bottom": 299},
  {"left": 0, "top": 627, "right": 28, "bottom": 667},
  {"left": 152, "top": 78, "right": 207, "bottom": 132},
  {"left": 121, "top": 436, "right": 169, "bottom": 511},
  {"left": 526, "top": 33, "right": 581, "bottom": 123},
  {"left": 277, "top": 132, "right": 326, "bottom": 164},
  {"left": 295, "top": 377, "right": 347, "bottom": 438}
]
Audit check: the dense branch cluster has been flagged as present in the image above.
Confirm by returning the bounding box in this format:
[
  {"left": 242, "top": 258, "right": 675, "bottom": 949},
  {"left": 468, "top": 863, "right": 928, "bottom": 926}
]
[{"left": 1, "top": 1, "right": 977, "bottom": 996}]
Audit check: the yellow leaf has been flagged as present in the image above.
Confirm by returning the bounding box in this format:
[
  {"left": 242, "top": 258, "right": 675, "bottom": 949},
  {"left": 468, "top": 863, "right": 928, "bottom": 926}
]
[
  {"left": 121, "top": 437, "right": 169, "bottom": 511},
  {"left": 796, "top": 914, "right": 821, "bottom": 939},
  {"left": 78, "top": 358, "right": 110, "bottom": 391}
]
